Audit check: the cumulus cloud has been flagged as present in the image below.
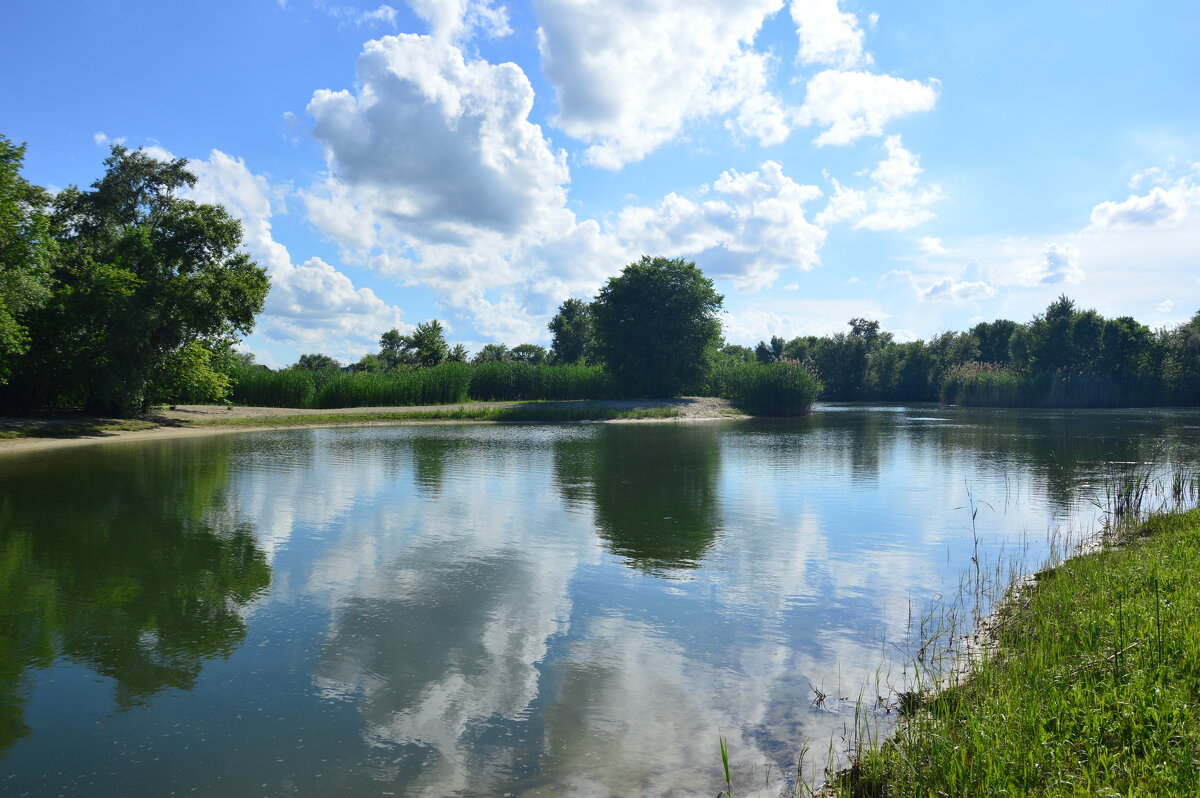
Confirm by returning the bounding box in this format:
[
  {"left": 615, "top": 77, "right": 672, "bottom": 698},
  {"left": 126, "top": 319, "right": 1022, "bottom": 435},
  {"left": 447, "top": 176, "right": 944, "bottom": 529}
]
[
  {"left": 535, "top": 0, "right": 788, "bottom": 169},
  {"left": 880, "top": 270, "right": 996, "bottom": 304},
  {"left": 816, "top": 136, "right": 941, "bottom": 230},
  {"left": 1037, "top": 242, "right": 1084, "bottom": 285},
  {"left": 1089, "top": 171, "right": 1200, "bottom": 230},
  {"left": 185, "top": 149, "right": 409, "bottom": 360},
  {"left": 303, "top": 34, "right": 570, "bottom": 249},
  {"left": 791, "top": 0, "right": 871, "bottom": 69},
  {"left": 919, "top": 236, "right": 947, "bottom": 255},
  {"left": 796, "top": 70, "right": 939, "bottom": 146},
  {"left": 615, "top": 161, "right": 826, "bottom": 291},
  {"left": 978, "top": 241, "right": 1084, "bottom": 288}
]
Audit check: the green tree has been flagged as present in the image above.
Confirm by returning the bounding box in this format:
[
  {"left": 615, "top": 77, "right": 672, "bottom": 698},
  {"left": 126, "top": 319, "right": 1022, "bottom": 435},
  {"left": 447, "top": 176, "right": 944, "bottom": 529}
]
[
  {"left": 472, "top": 343, "right": 511, "bottom": 363},
  {"left": 547, "top": 298, "right": 594, "bottom": 364},
  {"left": 378, "top": 328, "right": 410, "bottom": 369},
  {"left": 406, "top": 320, "right": 449, "bottom": 367},
  {"left": 969, "top": 319, "right": 1018, "bottom": 364},
  {"left": 0, "top": 136, "right": 54, "bottom": 385},
  {"left": 592, "top": 256, "right": 723, "bottom": 397},
  {"left": 294, "top": 353, "right": 341, "bottom": 371},
  {"left": 754, "top": 335, "right": 784, "bottom": 363},
  {"left": 447, "top": 343, "right": 468, "bottom": 363},
  {"left": 3, "top": 145, "right": 268, "bottom": 415},
  {"left": 510, "top": 343, "right": 548, "bottom": 364},
  {"left": 351, "top": 353, "right": 383, "bottom": 373}
]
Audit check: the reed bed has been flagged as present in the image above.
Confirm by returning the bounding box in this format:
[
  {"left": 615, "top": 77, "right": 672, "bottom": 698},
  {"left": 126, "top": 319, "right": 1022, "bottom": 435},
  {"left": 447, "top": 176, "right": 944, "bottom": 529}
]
[
  {"left": 229, "top": 361, "right": 821, "bottom": 414},
  {"left": 706, "top": 361, "right": 822, "bottom": 416},
  {"left": 468, "top": 362, "right": 611, "bottom": 401},
  {"left": 229, "top": 365, "right": 471, "bottom": 408}
]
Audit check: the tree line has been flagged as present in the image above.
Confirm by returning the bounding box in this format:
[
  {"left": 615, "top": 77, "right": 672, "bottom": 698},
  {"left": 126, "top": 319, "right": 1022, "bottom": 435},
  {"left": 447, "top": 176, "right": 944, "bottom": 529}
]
[
  {"left": 0, "top": 136, "right": 269, "bottom": 416},
  {"left": 741, "top": 296, "right": 1200, "bottom": 407}
]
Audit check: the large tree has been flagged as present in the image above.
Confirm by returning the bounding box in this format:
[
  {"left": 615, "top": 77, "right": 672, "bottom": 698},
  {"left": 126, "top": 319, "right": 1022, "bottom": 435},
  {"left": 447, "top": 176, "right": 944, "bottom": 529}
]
[
  {"left": 591, "top": 256, "right": 723, "bottom": 397},
  {"left": 3, "top": 145, "right": 268, "bottom": 415},
  {"left": 0, "top": 136, "right": 54, "bottom": 385},
  {"left": 547, "top": 298, "right": 594, "bottom": 364}
]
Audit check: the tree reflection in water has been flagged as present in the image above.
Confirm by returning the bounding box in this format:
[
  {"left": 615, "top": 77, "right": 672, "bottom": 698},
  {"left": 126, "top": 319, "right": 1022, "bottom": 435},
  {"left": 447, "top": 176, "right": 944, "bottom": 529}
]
[
  {"left": 0, "top": 440, "right": 269, "bottom": 754},
  {"left": 554, "top": 424, "right": 723, "bottom": 574}
]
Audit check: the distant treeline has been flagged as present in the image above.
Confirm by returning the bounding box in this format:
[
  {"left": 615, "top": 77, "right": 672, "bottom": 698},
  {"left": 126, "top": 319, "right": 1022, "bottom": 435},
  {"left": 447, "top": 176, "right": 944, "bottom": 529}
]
[{"left": 740, "top": 296, "right": 1200, "bottom": 407}]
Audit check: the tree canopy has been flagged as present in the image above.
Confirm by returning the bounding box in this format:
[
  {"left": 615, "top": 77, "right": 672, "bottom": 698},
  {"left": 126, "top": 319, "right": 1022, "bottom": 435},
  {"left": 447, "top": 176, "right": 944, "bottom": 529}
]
[
  {"left": 591, "top": 256, "right": 723, "bottom": 397},
  {"left": 0, "top": 143, "right": 269, "bottom": 415}
]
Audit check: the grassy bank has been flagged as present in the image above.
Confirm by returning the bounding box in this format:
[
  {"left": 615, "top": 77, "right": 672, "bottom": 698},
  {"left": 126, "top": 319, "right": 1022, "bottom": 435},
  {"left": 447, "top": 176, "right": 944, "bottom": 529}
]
[
  {"left": 834, "top": 506, "right": 1200, "bottom": 796},
  {"left": 186, "top": 404, "right": 682, "bottom": 428},
  {"left": 0, "top": 419, "right": 158, "bottom": 439}
]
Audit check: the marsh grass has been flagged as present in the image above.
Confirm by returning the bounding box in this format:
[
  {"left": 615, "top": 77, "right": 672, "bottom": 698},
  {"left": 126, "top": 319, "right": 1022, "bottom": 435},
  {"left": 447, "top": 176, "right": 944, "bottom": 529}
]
[
  {"left": 831, "top": 458, "right": 1200, "bottom": 797},
  {"left": 707, "top": 361, "right": 822, "bottom": 416}
]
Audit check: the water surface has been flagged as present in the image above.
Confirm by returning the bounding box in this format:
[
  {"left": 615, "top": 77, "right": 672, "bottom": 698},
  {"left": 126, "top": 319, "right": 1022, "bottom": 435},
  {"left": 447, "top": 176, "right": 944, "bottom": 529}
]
[{"left": 2, "top": 406, "right": 1198, "bottom": 796}]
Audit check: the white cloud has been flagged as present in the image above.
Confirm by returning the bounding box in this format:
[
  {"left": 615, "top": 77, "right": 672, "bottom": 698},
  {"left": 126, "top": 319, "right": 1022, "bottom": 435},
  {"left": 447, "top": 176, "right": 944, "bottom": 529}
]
[
  {"left": 816, "top": 136, "right": 940, "bottom": 230},
  {"left": 407, "top": 0, "right": 512, "bottom": 40},
  {"left": 791, "top": 0, "right": 871, "bottom": 70},
  {"left": 1037, "top": 242, "right": 1084, "bottom": 285},
  {"left": 615, "top": 161, "right": 826, "bottom": 291},
  {"left": 880, "top": 270, "right": 996, "bottom": 304},
  {"left": 318, "top": 3, "right": 400, "bottom": 28},
  {"left": 92, "top": 131, "right": 125, "bottom": 146},
  {"left": 184, "top": 149, "right": 410, "bottom": 360},
  {"left": 796, "top": 70, "right": 939, "bottom": 147},
  {"left": 304, "top": 34, "right": 570, "bottom": 249},
  {"left": 1089, "top": 169, "right": 1200, "bottom": 230},
  {"left": 535, "top": 0, "right": 788, "bottom": 168},
  {"left": 918, "top": 236, "right": 947, "bottom": 255}
]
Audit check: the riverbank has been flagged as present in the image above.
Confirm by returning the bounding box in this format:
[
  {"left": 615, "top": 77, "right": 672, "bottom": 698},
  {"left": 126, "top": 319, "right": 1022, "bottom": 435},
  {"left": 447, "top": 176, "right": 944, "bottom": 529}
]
[
  {"left": 0, "top": 397, "right": 746, "bottom": 455},
  {"left": 832, "top": 506, "right": 1200, "bottom": 797}
]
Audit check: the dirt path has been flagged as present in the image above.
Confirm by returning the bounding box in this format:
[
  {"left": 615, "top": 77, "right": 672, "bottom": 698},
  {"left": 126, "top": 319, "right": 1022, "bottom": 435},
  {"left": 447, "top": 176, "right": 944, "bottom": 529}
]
[{"left": 0, "top": 397, "right": 743, "bottom": 456}]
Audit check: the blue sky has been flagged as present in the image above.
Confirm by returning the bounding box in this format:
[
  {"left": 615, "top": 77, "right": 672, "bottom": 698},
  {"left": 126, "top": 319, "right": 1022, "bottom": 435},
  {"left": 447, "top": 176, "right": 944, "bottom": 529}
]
[{"left": 4, "top": 0, "right": 1198, "bottom": 366}]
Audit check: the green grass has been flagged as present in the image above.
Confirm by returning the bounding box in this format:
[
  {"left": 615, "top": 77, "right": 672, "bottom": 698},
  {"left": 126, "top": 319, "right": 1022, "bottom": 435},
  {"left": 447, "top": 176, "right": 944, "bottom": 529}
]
[
  {"left": 0, "top": 420, "right": 159, "bottom": 439},
  {"left": 835, "top": 507, "right": 1200, "bottom": 797},
  {"left": 186, "top": 404, "right": 681, "bottom": 428}
]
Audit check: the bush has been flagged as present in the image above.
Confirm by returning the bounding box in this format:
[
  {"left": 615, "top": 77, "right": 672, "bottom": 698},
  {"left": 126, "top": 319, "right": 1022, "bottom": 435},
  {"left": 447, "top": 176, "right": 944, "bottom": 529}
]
[{"left": 706, "top": 360, "right": 821, "bottom": 416}]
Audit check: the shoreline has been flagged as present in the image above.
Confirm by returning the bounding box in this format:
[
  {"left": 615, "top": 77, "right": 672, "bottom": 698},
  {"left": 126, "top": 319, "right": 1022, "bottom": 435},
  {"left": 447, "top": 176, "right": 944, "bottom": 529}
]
[
  {"left": 826, "top": 497, "right": 1200, "bottom": 796},
  {"left": 0, "top": 397, "right": 748, "bottom": 456}
]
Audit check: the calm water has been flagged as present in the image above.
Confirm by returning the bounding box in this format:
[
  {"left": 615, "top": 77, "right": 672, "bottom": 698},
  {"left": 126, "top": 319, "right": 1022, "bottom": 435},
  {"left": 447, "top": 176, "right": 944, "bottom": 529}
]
[{"left": 2, "top": 406, "right": 1199, "bottom": 796}]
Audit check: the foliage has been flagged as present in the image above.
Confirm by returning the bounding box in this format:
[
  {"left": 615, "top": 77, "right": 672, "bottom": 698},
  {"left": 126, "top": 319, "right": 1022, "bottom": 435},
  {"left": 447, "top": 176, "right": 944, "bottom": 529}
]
[
  {"left": 547, "top": 297, "right": 595, "bottom": 364},
  {"left": 591, "top": 256, "right": 723, "bottom": 397},
  {"left": 230, "top": 363, "right": 472, "bottom": 408},
  {"left": 510, "top": 343, "right": 548, "bottom": 364},
  {"left": 294, "top": 353, "right": 341, "bottom": 371},
  {"left": 0, "top": 136, "right": 54, "bottom": 385},
  {"left": 472, "top": 343, "right": 511, "bottom": 363},
  {"left": 0, "top": 144, "right": 268, "bottom": 416},
  {"left": 377, "top": 321, "right": 450, "bottom": 368},
  {"left": 706, "top": 360, "right": 822, "bottom": 416},
  {"left": 159, "top": 341, "right": 233, "bottom": 405},
  {"left": 754, "top": 335, "right": 784, "bottom": 363},
  {"left": 469, "top": 361, "right": 611, "bottom": 401},
  {"left": 838, "top": 507, "right": 1200, "bottom": 797}
]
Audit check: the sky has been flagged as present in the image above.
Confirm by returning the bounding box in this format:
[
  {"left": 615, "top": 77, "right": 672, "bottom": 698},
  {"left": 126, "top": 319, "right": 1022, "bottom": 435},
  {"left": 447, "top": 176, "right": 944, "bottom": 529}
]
[{"left": 3, "top": 0, "right": 1198, "bottom": 367}]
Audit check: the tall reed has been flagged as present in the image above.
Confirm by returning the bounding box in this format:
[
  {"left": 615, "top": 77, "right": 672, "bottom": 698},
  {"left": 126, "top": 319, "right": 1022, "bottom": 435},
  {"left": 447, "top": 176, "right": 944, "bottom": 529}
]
[
  {"left": 468, "top": 362, "right": 611, "bottom": 401},
  {"left": 706, "top": 361, "right": 822, "bottom": 416}
]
